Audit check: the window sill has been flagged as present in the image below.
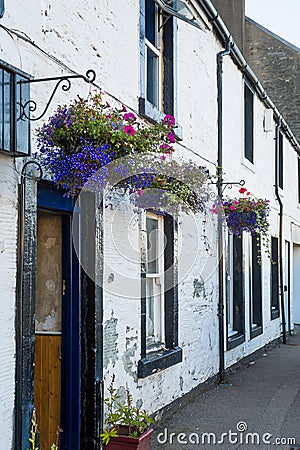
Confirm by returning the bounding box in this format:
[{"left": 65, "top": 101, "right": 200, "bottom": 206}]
[
  {"left": 138, "top": 346, "right": 182, "bottom": 378},
  {"left": 227, "top": 333, "right": 245, "bottom": 350},
  {"left": 271, "top": 309, "right": 280, "bottom": 320},
  {"left": 250, "top": 325, "right": 263, "bottom": 340},
  {"left": 138, "top": 97, "right": 183, "bottom": 140},
  {"left": 241, "top": 157, "right": 255, "bottom": 173}
]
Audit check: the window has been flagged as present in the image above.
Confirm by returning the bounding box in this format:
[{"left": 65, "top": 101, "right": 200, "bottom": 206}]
[
  {"left": 0, "top": 60, "right": 31, "bottom": 156},
  {"left": 244, "top": 81, "right": 254, "bottom": 164},
  {"left": 249, "top": 235, "right": 262, "bottom": 338},
  {"left": 271, "top": 236, "right": 280, "bottom": 319},
  {"left": 140, "top": 0, "right": 175, "bottom": 121},
  {"left": 276, "top": 130, "right": 283, "bottom": 189},
  {"left": 138, "top": 212, "right": 182, "bottom": 378},
  {"left": 0, "top": 0, "right": 4, "bottom": 18},
  {"left": 226, "top": 234, "right": 245, "bottom": 349},
  {"left": 145, "top": 213, "right": 164, "bottom": 347}
]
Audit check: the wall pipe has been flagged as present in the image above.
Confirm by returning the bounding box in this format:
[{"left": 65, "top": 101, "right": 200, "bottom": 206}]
[
  {"left": 275, "top": 120, "right": 287, "bottom": 344},
  {"left": 217, "top": 39, "right": 232, "bottom": 383}
]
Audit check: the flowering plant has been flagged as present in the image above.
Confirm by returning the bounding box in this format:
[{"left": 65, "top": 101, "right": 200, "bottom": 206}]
[
  {"left": 36, "top": 93, "right": 211, "bottom": 215},
  {"left": 212, "top": 187, "right": 271, "bottom": 254}
]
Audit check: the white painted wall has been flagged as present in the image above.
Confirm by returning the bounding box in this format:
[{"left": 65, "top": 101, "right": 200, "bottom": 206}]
[
  {"left": 0, "top": 1, "right": 300, "bottom": 448},
  {"left": 293, "top": 245, "right": 300, "bottom": 324}
]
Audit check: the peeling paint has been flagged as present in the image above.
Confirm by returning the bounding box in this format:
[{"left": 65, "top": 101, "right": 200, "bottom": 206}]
[
  {"left": 179, "top": 376, "right": 184, "bottom": 391},
  {"left": 122, "top": 336, "right": 138, "bottom": 379},
  {"left": 103, "top": 313, "right": 119, "bottom": 369},
  {"left": 193, "top": 277, "right": 206, "bottom": 298}
]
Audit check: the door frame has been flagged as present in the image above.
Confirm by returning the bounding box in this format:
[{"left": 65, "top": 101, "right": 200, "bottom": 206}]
[{"left": 15, "top": 180, "right": 103, "bottom": 450}]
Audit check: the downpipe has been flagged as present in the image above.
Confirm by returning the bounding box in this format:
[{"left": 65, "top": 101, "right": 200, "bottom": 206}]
[
  {"left": 275, "top": 120, "right": 287, "bottom": 344},
  {"left": 217, "top": 40, "right": 232, "bottom": 383}
]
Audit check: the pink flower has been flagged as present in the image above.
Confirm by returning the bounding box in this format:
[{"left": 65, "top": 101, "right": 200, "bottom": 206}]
[
  {"left": 162, "top": 114, "right": 176, "bottom": 126},
  {"left": 234, "top": 201, "right": 239, "bottom": 204},
  {"left": 124, "top": 112, "right": 136, "bottom": 122},
  {"left": 168, "top": 133, "right": 176, "bottom": 143},
  {"left": 160, "top": 143, "right": 172, "bottom": 151},
  {"left": 160, "top": 155, "right": 166, "bottom": 160},
  {"left": 239, "top": 187, "right": 247, "bottom": 194},
  {"left": 230, "top": 205, "right": 236, "bottom": 211},
  {"left": 122, "top": 105, "right": 127, "bottom": 112},
  {"left": 137, "top": 189, "right": 143, "bottom": 197},
  {"left": 123, "top": 125, "right": 136, "bottom": 136}
]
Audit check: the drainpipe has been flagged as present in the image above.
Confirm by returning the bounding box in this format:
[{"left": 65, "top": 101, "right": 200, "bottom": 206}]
[
  {"left": 217, "top": 39, "right": 232, "bottom": 383},
  {"left": 275, "top": 119, "right": 287, "bottom": 344}
]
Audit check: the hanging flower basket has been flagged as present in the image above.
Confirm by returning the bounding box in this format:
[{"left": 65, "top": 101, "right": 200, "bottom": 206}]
[
  {"left": 212, "top": 187, "right": 271, "bottom": 255},
  {"left": 36, "top": 93, "right": 211, "bottom": 215}
]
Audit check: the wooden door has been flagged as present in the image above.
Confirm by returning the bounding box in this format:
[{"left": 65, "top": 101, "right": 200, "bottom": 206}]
[{"left": 34, "top": 211, "right": 63, "bottom": 449}]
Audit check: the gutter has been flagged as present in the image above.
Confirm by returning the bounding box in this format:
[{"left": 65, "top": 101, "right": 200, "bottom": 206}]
[
  {"left": 192, "top": 0, "right": 300, "bottom": 154},
  {"left": 217, "top": 40, "right": 232, "bottom": 383}
]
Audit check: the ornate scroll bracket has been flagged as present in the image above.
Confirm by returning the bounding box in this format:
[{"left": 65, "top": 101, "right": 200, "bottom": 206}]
[
  {"left": 21, "top": 160, "right": 43, "bottom": 181},
  {"left": 18, "top": 69, "right": 96, "bottom": 121},
  {"left": 211, "top": 179, "right": 245, "bottom": 194}
]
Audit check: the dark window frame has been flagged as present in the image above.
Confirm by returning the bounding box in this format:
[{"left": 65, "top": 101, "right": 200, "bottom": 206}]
[
  {"left": 138, "top": 214, "right": 182, "bottom": 378},
  {"left": 0, "top": 58, "right": 31, "bottom": 156},
  {"left": 0, "top": 0, "right": 4, "bottom": 18},
  {"left": 244, "top": 80, "right": 254, "bottom": 164},
  {"left": 276, "top": 130, "right": 284, "bottom": 189},
  {"left": 139, "top": 0, "right": 176, "bottom": 122},
  {"left": 271, "top": 236, "right": 280, "bottom": 319},
  {"left": 226, "top": 234, "right": 245, "bottom": 350},
  {"left": 249, "top": 235, "right": 263, "bottom": 339}
]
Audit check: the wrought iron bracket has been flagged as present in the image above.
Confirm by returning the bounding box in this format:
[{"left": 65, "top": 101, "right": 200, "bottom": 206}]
[
  {"left": 211, "top": 179, "right": 245, "bottom": 194},
  {"left": 19, "top": 69, "right": 96, "bottom": 121},
  {"left": 21, "top": 160, "right": 43, "bottom": 181}
]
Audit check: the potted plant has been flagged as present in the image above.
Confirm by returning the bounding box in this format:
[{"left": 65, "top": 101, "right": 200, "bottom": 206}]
[
  {"left": 35, "top": 93, "right": 211, "bottom": 215},
  {"left": 100, "top": 375, "right": 154, "bottom": 450},
  {"left": 212, "top": 187, "right": 271, "bottom": 259}
]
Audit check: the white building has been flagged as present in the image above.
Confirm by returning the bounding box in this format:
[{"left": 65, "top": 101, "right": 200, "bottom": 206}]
[{"left": 0, "top": 0, "right": 300, "bottom": 449}]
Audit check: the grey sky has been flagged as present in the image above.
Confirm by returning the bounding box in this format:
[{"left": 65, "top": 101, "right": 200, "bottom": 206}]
[{"left": 246, "top": 0, "right": 300, "bottom": 49}]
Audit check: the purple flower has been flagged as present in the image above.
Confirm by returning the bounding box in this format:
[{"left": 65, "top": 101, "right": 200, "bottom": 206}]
[
  {"left": 124, "top": 112, "right": 137, "bottom": 122},
  {"left": 168, "top": 133, "right": 176, "bottom": 143}
]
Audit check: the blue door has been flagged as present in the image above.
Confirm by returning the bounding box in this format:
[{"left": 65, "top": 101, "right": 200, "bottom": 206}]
[{"left": 34, "top": 182, "right": 80, "bottom": 450}]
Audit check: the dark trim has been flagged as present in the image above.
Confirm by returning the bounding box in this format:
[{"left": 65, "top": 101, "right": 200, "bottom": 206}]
[
  {"left": 227, "top": 333, "right": 245, "bottom": 350},
  {"left": 79, "top": 191, "right": 97, "bottom": 450},
  {"left": 138, "top": 347, "right": 182, "bottom": 378},
  {"left": 37, "top": 181, "right": 76, "bottom": 212},
  {"left": 270, "top": 236, "right": 280, "bottom": 320},
  {"left": 250, "top": 325, "right": 263, "bottom": 340},
  {"left": 271, "top": 309, "right": 280, "bottom": 320},
  {"left": 249, "top": 235, "right": 263, "bottom": 340},
  {"left": 15, "top": 176, "right": 37, "bottom": 450},
  {"left": 244, "top": 80, "right": 254, "bottom": 164},
  {"left": 164, "top": 215, "right": 178, "bottom": 348},
  {"left": 0, "top": 0, "right": 4, "bottom": 18}
]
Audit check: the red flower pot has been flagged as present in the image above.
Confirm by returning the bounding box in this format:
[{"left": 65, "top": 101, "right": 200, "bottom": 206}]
[{"left": 104, "top": 428, "right": 154, "bottom": 450}]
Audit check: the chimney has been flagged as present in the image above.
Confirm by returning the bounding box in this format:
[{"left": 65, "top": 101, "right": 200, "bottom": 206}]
[{"left": 212, "top": 0, "right": 246, "bottom": 53}]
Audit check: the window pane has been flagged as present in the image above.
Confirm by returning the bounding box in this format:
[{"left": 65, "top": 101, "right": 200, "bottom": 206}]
[
  {"left": 16, "top": 75, "right": 30, "bottom": 155},
  {"left": 146, "top": 47, "right": 159, "bottom": 108},
  {"left": 271, "top": 236, "right": 279, "bottom": 311},
  {"left": 145, "top": 0, "right": 156, "bottom": 45},
  {"left": 244, "top": 83, "right": 254, "bottom": 163},
  {"left": 146, "top": 278, "right": 154, "bottom": 338},
  {"left": 3, "top": 70, "right": 11, "bottom": 151},
  {"left": 36, "top": 212, "right": 62, "bottom": 333},
  {"left": 146, "top": 217, "right": 159, "bottom": 273}
]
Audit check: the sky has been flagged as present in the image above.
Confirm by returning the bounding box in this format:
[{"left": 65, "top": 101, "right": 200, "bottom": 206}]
[{"left": 245, "top": 0, "right": 300, "bottom": 49}]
